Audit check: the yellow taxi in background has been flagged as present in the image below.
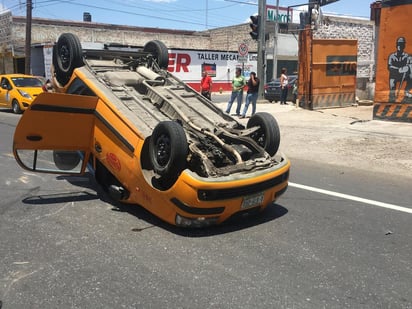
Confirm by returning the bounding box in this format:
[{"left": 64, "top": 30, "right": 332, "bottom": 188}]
[{"left": 0, "top": 74, "right": 44, "bottom": 114}]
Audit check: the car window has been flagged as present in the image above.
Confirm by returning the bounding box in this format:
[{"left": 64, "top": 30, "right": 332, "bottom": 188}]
[
  {"left": 11, "top": 77, "right": 43, "bottom": 87},
  {"left": 16, "top": 149, "right": 85, "bottom": 174},
  {"left": 67, "top": 78, "right": 96, "bottom": 97},
  {"left": 267, "top": 79, "right": 280, "bottom": 85},
  {"left": 1, "top": 77, "right": 11, "bottom": 89}
]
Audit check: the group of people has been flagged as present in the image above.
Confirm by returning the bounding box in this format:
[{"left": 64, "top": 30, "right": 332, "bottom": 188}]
[
  {"left": 224, "top": 68, "right": 260, "bottom": 118},
  {"left": 200, "top": 67, "right": 290, "bottom": 118}
]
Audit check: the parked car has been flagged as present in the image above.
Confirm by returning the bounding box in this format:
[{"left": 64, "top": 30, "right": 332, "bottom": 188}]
[
  {"left": 264, "top": 75, "right": 298, "bottom": 103},
  {"left": 13, "top": 33, "right": 290, "bottom": 227},
  {"left": 0, "top": 74, "right": 44, "bottom": 113}
]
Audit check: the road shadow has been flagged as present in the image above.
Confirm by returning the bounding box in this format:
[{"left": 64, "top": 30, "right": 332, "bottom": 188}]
[
  {"left": 21, "top": 172, "right": 288, "bottom": 236},
  {"left": 22, "top": 191, "right": 99, "bottom": 205},
  {"left": 21, "top": 173, "right": 102, "bottom": 205},
  {"left": 0, "top": 108, "right": 17, "bottom": 114},
  {"left": 115, "top": 201, "right": 289, "bottom": 237}
]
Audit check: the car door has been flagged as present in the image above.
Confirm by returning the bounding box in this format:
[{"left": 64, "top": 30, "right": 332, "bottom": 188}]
[
  {"left": 0, "top": 77, "right": 11, "bottom": 107},
  {"left": 13, "top": 92, "right": 98, "bottom": 174}
]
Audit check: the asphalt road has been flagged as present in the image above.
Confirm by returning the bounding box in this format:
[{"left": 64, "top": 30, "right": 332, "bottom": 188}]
[{"left": 0, "top": 110, "right": 411, "bottom": 309}]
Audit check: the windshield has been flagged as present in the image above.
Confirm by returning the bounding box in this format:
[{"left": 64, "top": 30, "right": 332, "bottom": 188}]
[{"left": 11, "top": 77, "right": 43, "bottom": 88}]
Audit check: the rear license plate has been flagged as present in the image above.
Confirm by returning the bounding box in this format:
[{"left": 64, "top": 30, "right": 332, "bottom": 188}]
[{"left": 241, "top": 192, "right": 264, "bottom": 209}]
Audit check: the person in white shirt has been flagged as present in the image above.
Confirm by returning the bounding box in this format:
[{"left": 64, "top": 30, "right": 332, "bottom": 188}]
[{"left": 280, "top": 68, "right": 288, "bottom": 105}]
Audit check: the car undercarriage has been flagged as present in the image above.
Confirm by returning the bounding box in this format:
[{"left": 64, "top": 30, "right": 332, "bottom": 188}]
[{"left": 51, "top": 33, "right": 283, "bottom": 185}]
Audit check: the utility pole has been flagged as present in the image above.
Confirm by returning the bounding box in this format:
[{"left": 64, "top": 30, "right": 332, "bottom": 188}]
[
  {"left": 24, "top": 0, "right": 32, "bottom": 74},
  {"left": 257, "top": 0, "right": 266, "bottom": 98},
  {"left": 205, "top": 0, "right": 209, "bottom": 29},
  {"left": 273, "top": 0, "right": 279, "bottom": 80}
]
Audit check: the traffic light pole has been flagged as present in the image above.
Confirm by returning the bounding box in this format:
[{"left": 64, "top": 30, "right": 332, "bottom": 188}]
[{"left": 257, "top": 0, "right": 266, "bottom": 98}]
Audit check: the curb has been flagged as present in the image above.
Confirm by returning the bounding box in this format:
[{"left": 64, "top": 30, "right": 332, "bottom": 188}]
[{"left": 357, "top": 100, "right": 374, "bottom": 106}]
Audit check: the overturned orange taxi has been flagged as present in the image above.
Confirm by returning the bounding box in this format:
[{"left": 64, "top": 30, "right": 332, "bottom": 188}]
[{"left": 13, "top": 33, "right": 290, "bottom": 227}]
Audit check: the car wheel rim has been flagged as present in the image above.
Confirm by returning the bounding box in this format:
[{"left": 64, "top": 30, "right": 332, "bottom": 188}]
[
  {"left": 155, "top": 133, "right": 171, "bottom": 166},
  {"left": 59, "top": 45, "right": 71, "bottom": 70},
  {"left": 252, "top": 130, "right": 266, "bottom": 148}
]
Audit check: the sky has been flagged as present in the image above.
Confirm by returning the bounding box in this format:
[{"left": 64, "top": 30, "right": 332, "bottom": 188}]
[{"left": 0, "top": 0, "right": 372, "bottom": 31}]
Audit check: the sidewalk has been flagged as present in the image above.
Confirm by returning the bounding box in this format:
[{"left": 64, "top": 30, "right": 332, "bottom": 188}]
[
  {"left": 213, "top": 93, "right": 412, "bottom": 138},
  {"left": 212, "top": 94, "right": 412, "bottom": 178}
]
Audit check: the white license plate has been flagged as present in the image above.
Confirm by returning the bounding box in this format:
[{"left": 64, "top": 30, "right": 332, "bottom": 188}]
[{"left": 241, "top": 192, "right": 265, "bottom": 209}]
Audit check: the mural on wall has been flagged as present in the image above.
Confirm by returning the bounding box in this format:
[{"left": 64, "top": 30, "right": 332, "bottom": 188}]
[
  {"left": 374, "top": 0, "right": 412, "bottom": 122},
  {"left": 375, "top": 0, "right": 412, "bottom": 105},
  {"left": 387, "top": 37, "right": 412, "bottom": 103}
]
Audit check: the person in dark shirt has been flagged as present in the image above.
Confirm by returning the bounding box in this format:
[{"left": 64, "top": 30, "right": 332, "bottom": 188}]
[{"left": 239, "top": 72, "right": 259, "bottom": 118}]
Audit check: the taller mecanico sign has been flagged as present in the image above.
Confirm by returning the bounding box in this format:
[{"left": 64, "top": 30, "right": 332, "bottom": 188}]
[{"left": 167, "top": 49, "right": 258, "bottom": 92}]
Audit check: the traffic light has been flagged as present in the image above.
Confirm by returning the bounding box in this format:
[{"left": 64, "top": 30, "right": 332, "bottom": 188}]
[
  {"left": 319, "top": 0, "right": 339, "bottom": 6},
  {"left": 249, "top": 15, "right": 260, "bottom": 40}
]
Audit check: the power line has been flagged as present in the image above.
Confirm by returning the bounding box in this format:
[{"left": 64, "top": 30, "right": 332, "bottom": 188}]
[
  {"left": 223, "top": 0, "right": 258, "bottom": 5},
  {"left": 36, "top": 0, "right": 215, "bottom": 28},
  {"left": 4, "top": 0, "right": 250, "bottom": 30}
]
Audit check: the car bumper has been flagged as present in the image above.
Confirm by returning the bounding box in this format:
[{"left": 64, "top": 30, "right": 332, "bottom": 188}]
[
  {"left": 169, "top": 155, "right": 291, "bottom": 226},
  {"left": 264, "top": 90, "right": 281, "bottom": 101},
  {"left": 19, "top": 99, "right": 33, "bottom": 110}
]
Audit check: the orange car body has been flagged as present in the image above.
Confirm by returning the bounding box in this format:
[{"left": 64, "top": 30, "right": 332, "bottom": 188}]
[{"left": 13, "top": 34, "right": 290, "bottom": 227}]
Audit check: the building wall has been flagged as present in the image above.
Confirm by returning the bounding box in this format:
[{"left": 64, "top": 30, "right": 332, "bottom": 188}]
[
  {"left": 0, "top": 11, "right": 12, "bottom": 47},
  {"left": 0, "top": 11, "right": 14, "bottom": 73},
  {"left": 314, "top": 15, "right": 375, "bottom": 99},
  {"left": 2, "top": 13, "right": 376, "bottom": 99},
  {"left": 10, "top": 17, "right": 210, "bottom": 50},
  {"left": 206, "top": 24, "right": 257, "bottom": 52}
]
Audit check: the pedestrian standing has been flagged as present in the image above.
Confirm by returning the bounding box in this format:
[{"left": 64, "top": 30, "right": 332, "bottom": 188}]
[
  {"left": 225, "top": 68, "right": 246, "bottom": 115},
  {"left": 280, "top": 68, "right": 288, "bottom": 105},
  {"left": 200, "top": 70, "right": 213, "bottom": 100},
  {"left": 240, "top": 72, "right": 259, "bottom": 118}
]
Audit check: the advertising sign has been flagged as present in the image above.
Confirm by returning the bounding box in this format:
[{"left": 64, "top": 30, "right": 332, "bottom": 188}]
[
  {"left": 266, "top": 5, "right": 293, "bottom": 23},
  {"left": 326, "top": 55, "right": 357, "bottom": 76},
  {"left": 202, "top": 63, "right": 217, "bottom": 77},
  {"left": 167, "top": 49, "right": 257, "bottom": 91},
  {"left": 43, "top": 45, "right": 53, "bottom": 81}
]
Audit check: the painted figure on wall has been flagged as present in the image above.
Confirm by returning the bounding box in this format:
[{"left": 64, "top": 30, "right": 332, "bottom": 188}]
[
  {"left": 402, "top": 55, "right": 412, "bottom": 103},
  {"left": 387, "top": 37, "right": 410, "bottom": 102}
]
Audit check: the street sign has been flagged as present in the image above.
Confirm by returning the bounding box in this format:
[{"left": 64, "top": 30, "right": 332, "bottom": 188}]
[
  {"left": 238, "top": 56, "right": 248, "bottom": 63},
  {"left": 238, "top": 43, "right": 249, "bottom": 57}
]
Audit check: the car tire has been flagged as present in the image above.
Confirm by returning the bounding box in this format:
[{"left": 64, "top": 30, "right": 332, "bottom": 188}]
[
  {"left": 53, "top": 151, "right": 81, "bottom": 170},
  {"left": 53, "top": 33, "right": 84, "bottom": 86},
  {"left": 143, "top": 40, "right": 169, "bottom": 70},
  {"left": 12, "top": 99, "right": 22, "bottom": 114},
  {"left": 247, "top": 112, "right": 280, "bottom": 156},
  {"left": 149, "top": 121, "right": 188, "bottom": 181}
]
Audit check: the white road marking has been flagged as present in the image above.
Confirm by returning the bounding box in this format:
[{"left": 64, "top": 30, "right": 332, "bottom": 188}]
[{"left": 289, "top": 182, "right": 412, "bottom": 214}]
